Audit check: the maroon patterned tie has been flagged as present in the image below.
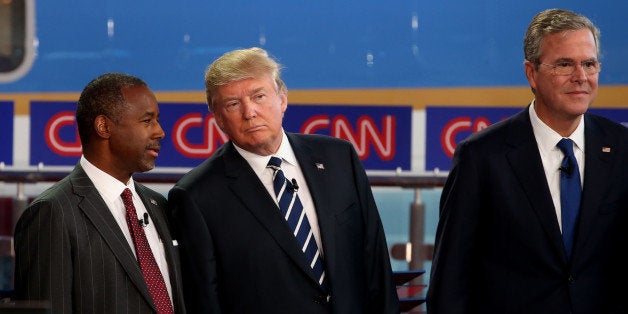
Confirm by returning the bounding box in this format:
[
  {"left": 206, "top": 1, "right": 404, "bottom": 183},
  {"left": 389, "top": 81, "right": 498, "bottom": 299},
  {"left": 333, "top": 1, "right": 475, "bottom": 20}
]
[{"left": 121, "top": 188, "right": 174, "bottom": 314}]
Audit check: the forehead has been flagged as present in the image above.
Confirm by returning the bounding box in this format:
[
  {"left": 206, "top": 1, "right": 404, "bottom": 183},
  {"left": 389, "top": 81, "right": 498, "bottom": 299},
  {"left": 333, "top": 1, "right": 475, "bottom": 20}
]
[
  {"left": 540, "top": 29, "right": 597, "bottom": 59},
  {"left": 121, "top": 85, "right": 156, "bottom": 103},
  {"left": 120, "top": 85, "right": 158, "bottom": 113},
  {"left": 216, "top": 76, "right": 275, "bottom": 97}
]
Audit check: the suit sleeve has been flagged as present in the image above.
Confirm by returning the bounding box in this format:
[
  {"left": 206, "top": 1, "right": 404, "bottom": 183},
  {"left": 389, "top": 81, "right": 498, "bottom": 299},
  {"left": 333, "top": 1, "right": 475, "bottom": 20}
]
[
  {"left": 350, "top": 146, "right": 400, "bottom": 314},
  {"left": 168, "top": 186, "right": 222, "bottom": 314},
  {"left": 14, "top": 199, "right": 73, "bottom": 311},
  {"left": 426, "top": 140, "right": 481, "bottom": 313}
]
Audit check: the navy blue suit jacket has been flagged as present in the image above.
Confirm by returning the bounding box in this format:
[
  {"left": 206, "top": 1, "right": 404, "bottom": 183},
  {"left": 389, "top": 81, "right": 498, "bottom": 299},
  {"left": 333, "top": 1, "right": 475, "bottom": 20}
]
[
  {"left": 168, "top": 133, "right": 399, "bottom": 314},
  {"left": 427, "top": 107, "right": 628, "bottom": 314}
]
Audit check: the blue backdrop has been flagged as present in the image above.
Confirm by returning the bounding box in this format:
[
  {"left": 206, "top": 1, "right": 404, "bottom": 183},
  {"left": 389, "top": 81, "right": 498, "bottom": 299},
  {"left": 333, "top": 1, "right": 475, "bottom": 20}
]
[{"left": 1, "top": 0, "right": 626, "bottom": 92}]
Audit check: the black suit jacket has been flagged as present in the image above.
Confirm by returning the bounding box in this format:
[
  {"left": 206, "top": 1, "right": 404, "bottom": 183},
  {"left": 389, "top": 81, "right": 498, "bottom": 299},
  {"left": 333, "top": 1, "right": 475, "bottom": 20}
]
[
  {"left": 14, "top": 164, "right": 186, "bottom": 314},
  {"left": 168, "top": 133, "right": 399, "bottom": 314},
  {"left": 427, "top": 108, "right": 628, "bottom": 314}
]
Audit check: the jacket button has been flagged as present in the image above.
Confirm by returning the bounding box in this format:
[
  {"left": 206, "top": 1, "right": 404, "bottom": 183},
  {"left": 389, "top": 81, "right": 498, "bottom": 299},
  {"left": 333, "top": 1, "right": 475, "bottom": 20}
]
[
  {"left": 568, "top": 274, "right": 576, "bottom": 285},
  {"left": 313, "top": 294, "right": 329, "bottom": 304}
]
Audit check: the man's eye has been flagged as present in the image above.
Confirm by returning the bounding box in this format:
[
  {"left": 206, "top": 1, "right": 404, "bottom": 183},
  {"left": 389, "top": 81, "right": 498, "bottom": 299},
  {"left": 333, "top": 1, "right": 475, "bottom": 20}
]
[
  {"left": 556, "top": 62, "right": 573, "bottom": 68},
  {"left": 583, "top": 61, "right": 597, "bottom": 68},
  {"left": 224, "top": 102, "right": 240, "bottom": 112}
]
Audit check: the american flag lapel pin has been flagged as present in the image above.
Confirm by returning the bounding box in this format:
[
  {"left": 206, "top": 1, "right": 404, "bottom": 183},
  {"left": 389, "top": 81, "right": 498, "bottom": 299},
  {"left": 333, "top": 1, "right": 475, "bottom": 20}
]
[
  {"left": 315, "top": 163, "right": 325, "bottom": 171},
  {"left": 150, "top": 199, "right": 158, "bottom": 206},
  {"left": 602, "top": 147, "right": 611, "bottom": 153}
]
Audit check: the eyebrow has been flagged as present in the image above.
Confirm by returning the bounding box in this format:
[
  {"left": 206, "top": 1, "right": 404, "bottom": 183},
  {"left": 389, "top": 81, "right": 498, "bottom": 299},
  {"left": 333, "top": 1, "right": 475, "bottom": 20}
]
[
  {"left": 248, "top": 86, "right": 266, "bottom": 95},
  {"left": 140, "top": 110, "right": 158, "bottom": 118},
  {"left": 220, "top": 86, "right": 267, "bottom": 102},
  {"left": 553, "top": 57, "right": 597, "bottom": 63}
]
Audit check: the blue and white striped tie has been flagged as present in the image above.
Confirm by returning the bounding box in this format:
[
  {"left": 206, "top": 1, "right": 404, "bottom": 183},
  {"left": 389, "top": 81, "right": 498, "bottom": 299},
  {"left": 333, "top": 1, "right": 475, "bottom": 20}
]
[{"left": 267, "top": 156, "right": 327, "bottom": 289}]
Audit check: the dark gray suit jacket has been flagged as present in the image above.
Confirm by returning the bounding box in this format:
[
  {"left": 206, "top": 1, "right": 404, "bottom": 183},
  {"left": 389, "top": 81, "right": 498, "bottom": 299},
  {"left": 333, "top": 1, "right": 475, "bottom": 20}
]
[
  {"left": 427, "top": 107, "right": 628, "bottom": 314},
  {"left": 168, "top": 133, "right": 399, "bottom": 314},
  {"left": 14, "top": 164, "right": 185, "bottom": 313}
]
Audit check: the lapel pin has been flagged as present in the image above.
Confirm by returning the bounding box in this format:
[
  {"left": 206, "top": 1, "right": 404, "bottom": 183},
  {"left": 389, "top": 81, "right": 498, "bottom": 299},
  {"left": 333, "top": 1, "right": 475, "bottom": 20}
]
[
  {"left": 315, "top": 163, "right": 325, "bottom": 171},
  {"left": 150, "top": 199, "right": 158, "bottom": 205},
  {"left": 602, "top": 147, "right": 611, "bottom": 153}
]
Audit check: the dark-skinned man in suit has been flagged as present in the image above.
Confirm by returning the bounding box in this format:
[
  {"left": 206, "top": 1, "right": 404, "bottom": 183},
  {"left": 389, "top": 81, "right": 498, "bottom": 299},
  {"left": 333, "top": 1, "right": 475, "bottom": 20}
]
[{"left": 14, "top": 73, "right": 185, "bottom": 313}]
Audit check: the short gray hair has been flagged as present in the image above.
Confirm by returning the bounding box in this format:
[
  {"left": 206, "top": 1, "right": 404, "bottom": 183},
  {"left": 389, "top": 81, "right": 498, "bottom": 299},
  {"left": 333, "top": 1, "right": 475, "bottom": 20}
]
[{"left": 524, "top": 8, "right": 600, "bottom": 65}]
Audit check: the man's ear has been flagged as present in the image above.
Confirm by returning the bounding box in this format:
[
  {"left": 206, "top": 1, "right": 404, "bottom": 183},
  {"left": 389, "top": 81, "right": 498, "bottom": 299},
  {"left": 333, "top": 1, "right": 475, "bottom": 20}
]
[
  {"left": 524, "top": 60, "right": 538, "bottom": 93},
  {"left": 94, "top": 115, "right": 111, "bottom": 139}
]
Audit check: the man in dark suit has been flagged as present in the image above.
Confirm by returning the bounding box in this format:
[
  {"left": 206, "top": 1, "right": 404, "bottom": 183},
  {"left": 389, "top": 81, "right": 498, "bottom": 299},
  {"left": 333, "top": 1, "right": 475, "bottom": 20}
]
[
  {"left": 168, "top": 47, "right": 399, "bottom": 314},
  {"left": 14, "top": 73, "right": 185, "bottom": 313},
  {"left": 427, "top": 9, "right": 628, "bottom": 314}
]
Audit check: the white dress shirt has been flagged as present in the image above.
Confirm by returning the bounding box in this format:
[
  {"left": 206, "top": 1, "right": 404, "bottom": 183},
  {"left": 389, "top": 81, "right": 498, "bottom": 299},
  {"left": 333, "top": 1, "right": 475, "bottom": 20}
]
[
  {"left": 234, "top": 130, "right": 325, "bottom": 256},
  {"left": 529, "top": 103, "right": 585, "bottom": 232},
  {"left": 80, "top": 156, "right": 173, "bottom": 299}
]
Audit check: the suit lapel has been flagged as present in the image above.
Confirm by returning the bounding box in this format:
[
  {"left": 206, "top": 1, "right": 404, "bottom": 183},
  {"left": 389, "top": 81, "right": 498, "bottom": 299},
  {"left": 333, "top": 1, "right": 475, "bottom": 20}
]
[
  {"left": 572, "top": 115, "right": 615, "bottom": 256},
  {"left": 70, "top": 165, "right": 155, "bottom": 310},
  {"left": 504, "top": 110, "right": 566, "bottom": 260},
  {"left": 222, "top": 143, "right": 321, "bottom": 286}
]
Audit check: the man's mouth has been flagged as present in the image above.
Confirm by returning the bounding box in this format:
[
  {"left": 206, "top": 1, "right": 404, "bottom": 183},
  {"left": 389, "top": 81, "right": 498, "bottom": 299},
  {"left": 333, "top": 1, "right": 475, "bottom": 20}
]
[{"left": 146, "top": 145, "right": 161, "bottom": 157}]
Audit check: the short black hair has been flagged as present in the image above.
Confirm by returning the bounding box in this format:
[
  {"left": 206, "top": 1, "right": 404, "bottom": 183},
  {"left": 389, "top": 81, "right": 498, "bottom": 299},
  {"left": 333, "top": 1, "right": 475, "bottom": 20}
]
[{"left": 75, "top": 72, "right": 147, "bottom": 147}]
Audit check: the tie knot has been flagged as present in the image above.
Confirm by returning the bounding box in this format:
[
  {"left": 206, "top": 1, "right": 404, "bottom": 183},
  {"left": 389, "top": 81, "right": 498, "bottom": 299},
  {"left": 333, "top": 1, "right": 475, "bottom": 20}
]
[
  {"left": 121, "top": 188, "right": 133, "bottom": 205},
  {"left": 557, "top": 138, "right": 575, "bottom": 157},
  {"left": 267, "top": 156, "right": 282, "bottom": 170}
]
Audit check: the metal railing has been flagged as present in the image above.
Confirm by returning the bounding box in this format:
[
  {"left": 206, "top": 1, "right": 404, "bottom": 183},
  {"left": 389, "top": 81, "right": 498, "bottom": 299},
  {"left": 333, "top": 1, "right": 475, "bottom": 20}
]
[{"left": 0, "top": 168, "right": 447, "bottom": 312}]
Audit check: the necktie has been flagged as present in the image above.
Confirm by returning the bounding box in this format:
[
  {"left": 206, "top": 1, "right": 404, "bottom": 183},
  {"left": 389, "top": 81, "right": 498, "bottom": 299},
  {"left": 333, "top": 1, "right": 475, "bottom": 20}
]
[
  {"left": 121, "top": 188, "right": 174, "bottom": 314},
  {"left": 267, "top": 157, "right": 328, "bottom": 289},
  {"left": 556, "top": 138, "right": 582, "bottom": 258}
]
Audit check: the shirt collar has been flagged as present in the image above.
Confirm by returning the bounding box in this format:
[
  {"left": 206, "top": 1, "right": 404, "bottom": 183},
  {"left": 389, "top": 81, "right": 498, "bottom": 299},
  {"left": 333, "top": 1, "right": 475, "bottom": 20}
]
[
  {"left": 80, "top": 155, "right": 136, "bottom": 203},
  {"left": 529, "top": 100, "right": 585, "bottom": 153},
  {"left": 233, "top": 130, "right": 297, "bottom": 176}
]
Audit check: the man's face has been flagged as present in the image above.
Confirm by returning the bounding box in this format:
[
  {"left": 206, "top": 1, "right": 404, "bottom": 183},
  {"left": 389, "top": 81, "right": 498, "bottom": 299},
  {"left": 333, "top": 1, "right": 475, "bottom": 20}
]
[
  {"left": 525, "top": 29, "right": 599, "bottom": 128},
  {"left": 213, "top": 75, "right": 287, "bottom": 156},
  {"left": 108, "top": 85, "right": 165, "bottom": 179}
]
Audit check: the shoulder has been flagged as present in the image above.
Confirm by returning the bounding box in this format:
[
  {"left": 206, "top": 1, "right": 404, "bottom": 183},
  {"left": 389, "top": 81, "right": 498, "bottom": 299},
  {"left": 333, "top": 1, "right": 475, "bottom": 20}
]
[
  {"left": 287, "top": 132, "right": 354, "bottom": 152},
  {"left": 16, "top": 177, "right": 76, "bottom": 234},
  {"left": 585, "top": 113, "right": 628, "bottom": 138},
  {"left": 457, "top": 108, "right": 530, "bottom": 152},
  {"left": 135, "top": 182, "right": 167, "bottom": 203},
  {"left": 173, "top": 142, "right": 234, "bottom": 190},
  {"left": 30, "top": 175, "right": 75, "bottom": 206}
]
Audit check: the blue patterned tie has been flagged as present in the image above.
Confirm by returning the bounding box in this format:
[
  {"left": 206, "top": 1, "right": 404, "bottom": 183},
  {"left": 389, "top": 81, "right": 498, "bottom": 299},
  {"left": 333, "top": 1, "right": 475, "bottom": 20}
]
[
  {"left": 556, "top": 138, "right": 581, "bottom": 258},
  {"left": 267, "top": 156, "right": 327, "bottom": 289}
]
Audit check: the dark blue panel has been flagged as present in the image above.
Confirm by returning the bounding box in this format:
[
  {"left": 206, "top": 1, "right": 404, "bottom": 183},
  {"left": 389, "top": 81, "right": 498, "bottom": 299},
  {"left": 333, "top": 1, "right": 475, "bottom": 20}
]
[
  {"left": 30, "top": 101, "right": 80, "bottom": 166},
  {"left": 425, "top": 106, "right": 628, "bottom": 171},
  {"left": 425, "top": 106, "right": 521, "bottom": 171},
  {"left": 0, "top": 102, "right": 14, "bottom": 165},
  {"left": 27, "top": 101, "right": 411, "bottom": 170}
]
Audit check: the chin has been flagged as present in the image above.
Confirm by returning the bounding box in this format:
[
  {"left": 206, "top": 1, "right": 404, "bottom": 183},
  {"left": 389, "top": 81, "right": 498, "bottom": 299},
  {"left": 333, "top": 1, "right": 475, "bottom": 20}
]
[
  {"left": 139, "top": 163, "right": 156, "bottom": 173},
  {"left": 572, "top": 104, "right": 590, "bottom": 115}
]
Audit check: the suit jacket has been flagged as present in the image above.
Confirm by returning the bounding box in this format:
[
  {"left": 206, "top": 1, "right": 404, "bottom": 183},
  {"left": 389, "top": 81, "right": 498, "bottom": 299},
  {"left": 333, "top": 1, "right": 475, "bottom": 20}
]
[
  {"left": 14, "top": 164, "right": 186, "bottom": 314},
  {"left": 168, "top": 133, "right": 399, "bottom": 314},
  {"left": 427, "top": 107, "right": 628, "bottom": 314}
]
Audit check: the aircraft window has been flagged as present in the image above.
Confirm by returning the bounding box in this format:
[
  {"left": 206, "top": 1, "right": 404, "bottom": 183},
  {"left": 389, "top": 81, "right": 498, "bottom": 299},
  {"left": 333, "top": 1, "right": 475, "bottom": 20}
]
[{"left": 0, "top": 0, "right": 35, "bottom": 83}]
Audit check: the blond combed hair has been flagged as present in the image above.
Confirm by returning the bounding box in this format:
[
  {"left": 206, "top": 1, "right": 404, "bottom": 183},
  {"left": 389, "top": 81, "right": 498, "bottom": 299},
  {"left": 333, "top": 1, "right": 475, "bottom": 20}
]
[{"left": 204, "top": 47, "right": 286, "bottom": 112}]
